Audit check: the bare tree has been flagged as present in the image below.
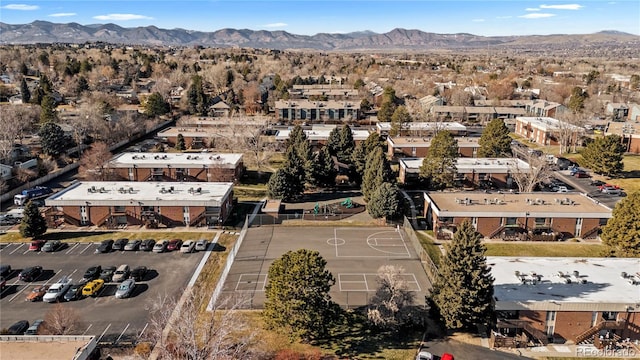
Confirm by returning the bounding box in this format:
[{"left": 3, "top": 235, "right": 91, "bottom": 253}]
[
  {"left": 0, "top": 105, "right": 35, "bottom": 161},
  {"left": 78, "top": 142, "right": 113, "bottom": 180},
  {"left": 145, "top": 289, "right": 258, "bottom": 360},
  {"left": 367, "top": 265, "right": 415, "bottom": 330},
  {"left": 42, "top": 303, "right": 83, "bottom": 335},
  {"left": 555, "top": 112, "right": 585, "bottom": 154},
  {"left": 511, "top": 154, "right": 553, "bottom": 193}
]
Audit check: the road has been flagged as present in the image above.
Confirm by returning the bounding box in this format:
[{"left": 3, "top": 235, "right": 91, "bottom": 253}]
[{"left": 420, "top": 338, "right": 533, "bottom": 360}]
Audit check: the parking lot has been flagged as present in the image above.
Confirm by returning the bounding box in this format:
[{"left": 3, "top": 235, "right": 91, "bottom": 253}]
[{"left": 0, "top": 239, "right": 208, "bottom": 344}]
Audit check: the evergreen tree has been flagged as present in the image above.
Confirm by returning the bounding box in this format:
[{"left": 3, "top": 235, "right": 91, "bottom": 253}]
[
  {"left": 311, "top": 147, "right": 337, "bottom": 187},
  {"left": 20, "top": 62, "right": 28, "bottom": 75},
  {"left": 264, "top": 249, "right": 341, "bottom": 341},
  {"left": 390, "top": 105, "right": 412, "bottom": 136},
  {"left": 419, "top": 130, "right": 458, "bottom": 189},
  {"left": 20, "top": 78, "right": 31, "bottom": 104},
  {"left": 39, "top": 94, "right": 57, "bottom": 123},
  {"left": 39, "top": 74, "right": 52, "bottom": 95},
  {"left": 286, "top": 125, "right": 307, "bottom": 149},
  {"left": 144, "top": 92, "right": 171, "bottom": 117},
  {"left": 568, "top": 86, "right": 588, "bottom": 113},
  {"left": 367, "top": 182, "right": 400, "bottom": 220},
  {"left": 39, "top": 122, "right": 66, "bottom": 156},
  {"left": 337, "top": 125, "right": 355, "bottom": 164},
  {"left": 478, "top": 119, "right": 512, "bottom": 158},
  {"left": 297, "top": 140, "right": 314, "bottom": 183},
  {"left": 601, "top": 192, "right": 640, "bottom": 257},
  {"left": 175, "top": 134, "right": 186, "bottom": 151},
  {"left": 19, "top": 201, "right": 47, "bottom": 238},
  {"left": 352, "top": 133, "right": 385, "bottom": 185},
  {"left": 187, "top": 75, "right": 207, "bottom": 115},
  {"left": 362, "top": 147, "right": 394, "bottom": 200},
  {"left": 326, "top": 126, "right": 341, "bottom": 157},
  {"left": 581, "top": 135, "right": 625, "bottom": 176},
  {"left": 377, "top": 86, "right": 398, "bottom": 122},
  {"left": 267, "top": 169, "right": 294, "bottom": 200},
  {"left": 76, "top": 76, "right": 89, "bottom": 95},
  {"left": 283, "top": 145, "right": 306, "bottom": 197},
  {"left": 431, "top": 220, "right": 494, "bottom": 330}
]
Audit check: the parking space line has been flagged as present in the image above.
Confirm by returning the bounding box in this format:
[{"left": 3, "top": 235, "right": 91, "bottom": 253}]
[
  {"left": 82, "top": 324, "right": 93, "bottom": 335},
  {"left": 65, "top": 243, "right": 80, "bottom": 254},
  {"left": 8, "top": 283, "right": 30, "bottom": 302},
  {"left": 97, "top": 324, "right": 111, "bottom": 342},
  {"left": 137, "top": 323, "right": 149, "bottom": 340},
  {"left": 9, "top": 243, "right": 25, "bottom": 254},
  {"left": 78, "top": 243, "right": 93, "bottom": 255},
  {"left": 115, "top": 323, "right": 130, "bottom": 343},
  {"left": 0, "top": 243, "right": 11, "bottom": 252},
  {"left": 22, "top": 248, "right": 32, "bottom": 255}
]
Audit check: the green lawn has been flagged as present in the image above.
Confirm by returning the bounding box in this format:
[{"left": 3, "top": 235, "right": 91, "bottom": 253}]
[
  {"left": 0, "top": 230, "right": 217, "bottom": 243},
  {"left": 416, "top": 230, "right": 442, "bottom": 265},
  {"left": 485, "top": 242, "right": 606, "bottom": 257},
  {"left": 233, "top": 185, "right": 268, "bottom": 201}
]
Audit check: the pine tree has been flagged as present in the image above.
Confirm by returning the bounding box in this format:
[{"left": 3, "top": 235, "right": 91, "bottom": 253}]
[
  {"left": 352, "top": 133, "right": 385, "bottom": 185},
  {"left": 286, "top": 125, "right": 307, "bottom": 149},
  {"left": 297, "top": 140, "right": 314, "bottom": 183},
  {"left": 264, "top": 249, "right": 341, "bottom": 341},
  {"left": 76, "top": 76, "right": 90, "bottom": 95},
  {"left": 419, "top": 130, "right": 458, "bottom": 189},
  {"left": 326, "top": 126, "right": 341, "bottom": 157},
  {"left": 267, "top": 169, "right": 294, "bottom": 200},
  {"left": 390, "top": 105, "right": 412, "bottom": 136},
  {"left": 20, "top": 78, "right": 31, "bottom": 104},
  {"left": 367, "top": 182, "right": 400, "bottom": 220},
  {"left": 283, "top": 145, "right": 306, "bottom": 196},
  {"left": 431, "top": 220, "right": 494, "bottom": 330},
  {"left": 581, "top": 135, "right": 625, "bottom": 177},
  {"left": 337, "top": 125, "right": 355, "bottom": 164},
  {"left": 187, "top": 75, "right": 207, "bottom": 115},
  {"left": 478, "top": 119, "right": 512, "bottom": 158},
  {"left": 377, "top": 86, "right": 398, "bottom": 123},
  {"left": 39, "top": 94, "right": 57, "bottom": 124},
  {"left": 175, "top": 134, "right": 186, "bottom": 151},
  {"left": 144, "top": 92, "right": 170, "bottom": 116},
  {"left": 39, "top": 122, "right": 66, "bottom": 156},
  {"left": 19, "top": 201, "right": 47, "bottom": 238},
  {"left": 568, "top": 86, "right": 588, "bottom": 113},
  {"left": 311, "top": 147, "right": 337, "bottom": 187},
  {"left": 601, "top": 192, "right": 640, "bottom": 257},
  {"left": 362, "top": 147, "right": 394, "bottom": 200}
]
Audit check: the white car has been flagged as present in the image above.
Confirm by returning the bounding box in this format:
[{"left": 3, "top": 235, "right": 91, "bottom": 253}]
[
  {"left": 416, "top": 351, "right": 433, "bottom": 360},
  {"left": 180, "top": 240, "right": 196, "bottom": 253},
  {"left": 195, "top": 239, "right": 209, "bottom": 251},
  {"left": 43, "top": 276, "right": 72, "bottom": 303}
]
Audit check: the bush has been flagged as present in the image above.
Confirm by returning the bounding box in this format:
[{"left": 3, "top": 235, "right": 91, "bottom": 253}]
[{"left": 133, "top": 342, "right": 152, "bottom": 357}]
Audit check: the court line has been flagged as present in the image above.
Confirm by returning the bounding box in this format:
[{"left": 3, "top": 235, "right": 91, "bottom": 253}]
[
  {"left": 338, "top": 273, "right": 422, "bottom": 292},
  {"left": 235, "top": 273, "right": 267, "bottom": 292}
]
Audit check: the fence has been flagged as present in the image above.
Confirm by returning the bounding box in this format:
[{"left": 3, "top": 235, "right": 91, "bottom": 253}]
[
  {"left": 249, "top": 212, "right": 358, "bottom": 226},
  {"left": 207, "top": 215, "right": 249, "bottom": 311},
  {"left": 402, "top": 216, "right": 439, "bottom": 284}
]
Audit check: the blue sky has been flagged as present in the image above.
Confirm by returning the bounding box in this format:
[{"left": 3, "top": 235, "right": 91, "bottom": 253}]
[{"left": 1, "top": 1, "right": 639, "bottom": 36}]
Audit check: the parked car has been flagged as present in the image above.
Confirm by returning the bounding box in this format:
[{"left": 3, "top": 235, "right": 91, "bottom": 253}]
[
  {"left": 99, "top": 266, "right": 117, "bottom": 282},
  {"left": 112, "top": 264, "right": 130, "bottom": 282},
  {"left": 63, "top": 283, "right": 85, "bottom": 301},
  {"left": 441, "top": 354, "right": 454, "bottom": 360},
  {"left": 25, "top": 285, "right": 49, "bottom": 301},
  {"left": 195, "top": 239, "right": 209, "bottom": 251},
  {"left": 96, "top": 239, "right": 114, "bottom": 253},
  {"left": 130, "top": 266, "right": 148, "bottom": 281},
  {"left": 7, "top": 320, "right": 29, "bottom": 335},
  {"left": 83, "top": 266, "right": 102, "bottom": 281},
  {"left": 19, "top": 266, "right": 43, "bottom": 282},
  {"left": 42, "top": 240, "right": 65, "bottom": 252},
  {"left": 0, "top": 264, "right": 12, "bottom": 277},
  {"left": 416, "top": 351, "right": 433, "bottom": 360},
  {"left": 180, "top": 240, "right": 196, "bottom": 253},
  {"left": 590, "top": 180, "right": 606, "bottom": 187},
  {"left": 43, "top": 276, "right": 72, "bottom": 303},
  {"left": 82, "top": 279, "right": 105, "bottom": 297},
  {"left": 124, "top": 239, "right": 142, "bottom": 251},
  {"left": 25, "top": 319, "right": 44, "bottom": 335},
  {"left": 115, "top": 279, "right": 136, "bottom": 299},
  {"left": 29, "top": 240, "right": 46, "bottom": 251},
  {"left": 601, "top": 187, "right": 622, "bottom": 195},
  {"left": 0, "top": 276, "right": 5, "bottom": 290},
  {"left": 555, "top": 186, "right": 569, "bottom": 193},
  {"left": 153, "top": 240, "right": 169, "bottom": 253},
  {"left": 598, "top": 183, "right": 620, "bottom": 191},
  {"left": 113, "top": 238, "right": 129, "bottom": 251},
  {"left": 574, "top": 170, "right": 590, "bottom": 178},
  {"left": 140, "top": 239, "right": 156, "bottom": 251},
  {"left": 167, "top": 239, "right": 183, "bottom": 251}
]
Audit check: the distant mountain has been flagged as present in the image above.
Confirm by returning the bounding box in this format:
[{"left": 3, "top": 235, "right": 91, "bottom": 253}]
[{"left": 1, "top": 21, "right": 638, "bottom": 51}]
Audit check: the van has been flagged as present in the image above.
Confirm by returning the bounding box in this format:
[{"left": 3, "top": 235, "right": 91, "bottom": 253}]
[
  {"left": 25, "top": 319, "right": 44, "bottom": 335},
  {"left": 112, "top": 264, "right": 130, "bottom": 282}
]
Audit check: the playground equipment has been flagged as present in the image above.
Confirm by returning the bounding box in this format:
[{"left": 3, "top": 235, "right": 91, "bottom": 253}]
[{"left": 341, "top": 198, "right": 353, "bottom": 208}]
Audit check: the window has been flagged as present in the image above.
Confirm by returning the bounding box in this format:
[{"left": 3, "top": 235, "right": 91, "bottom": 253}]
[
  {"left": 599, "top": 218, "right": 609, "bottom": 226},
  {"left": 113, "top": 206, "right": 126, "bottom": 213},
  {"left": 535, "top": 218, "right": 548, "bottom": 226},
  {"left": 602, "top": 312, "right": 618, "bottom": 321},
  {"left": 439, "top": 217, "right": 453, "bottom": 224},
  {"left": 505, "top": 217, "right": 518, "bottom": 226}
]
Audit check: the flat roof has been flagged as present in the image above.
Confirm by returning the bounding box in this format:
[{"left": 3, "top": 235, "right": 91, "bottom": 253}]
[
  {"left": 274, "top": 99, "right": 360, "bottom": 109},
  {"left": 46, "top": 181, "right": 233, "bottom": 207},
  {"left": 177, "top": 115, "right": 271, "bottom": 127},
  {"left": 388, "top": 136, "right": 481, "bottom": 148},
  {"left": 157, "top": 126, "right": 247, "bottom": 138},
  {"left": 425, "top": 192, "right": 612, "bottom": 218},
  {"left": 376, "top": 122, "right": 466, "bottom": 132},
  {"left": 275, "top": 128, "right": 370, "bottom": 141},
  {"left": 516, "top": 117, "right": 583, "bottom": 132},
  {"left": 606, "top": 121, "right": 640, "bottom": 138},
  {"left": 489, "top": 257, "right": 640, "bottom": 311},
  {"left": 109, "top": 152, "right": 242, "bottom": 169},
  {"left": 0, "top": 336, "right": 95, "bottom": 360},
  {"left": 400, "top": 157, "right": 530, "bottom": 174}
]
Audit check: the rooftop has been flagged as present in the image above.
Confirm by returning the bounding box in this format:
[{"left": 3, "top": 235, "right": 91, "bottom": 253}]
[
  {"left": 606, "top": 121, "right": 640, "bottom": 137},
  {"left": 46, "top": 181, "right": 233, "bottom": 207},
  {"left": 425, "top": 192, "right": 612, "bottom": 218},
  {"left": 177, "top": 115, "right": 271, "bottom": 127},
  {"left": 109, "top": 152, "right": 243, "bottom": 168},
  {"left": 275, "top": 127, "right": 370, "bottom": 141},
  {"left": 157, "top": 126, "right": 250, "bottom": 138},
  {"left": 0, "top": 335, "right": 95, "bottom": 360},
  {"left": 388, "top": 136, "right": 481, "bottom": 147},
  {"left": 274, "top": 99, "right": 361, "bottom": 109},
  {"left": 376, "top": 122, "right": 466, "bottom": 132},
  {"left": 400, "top": 157, "right": 529, "bottom": 174},
  {"left": 489, "top": 257, "right": 640, "bottom": 311},
  {"left": 516, "top": 116, "right": 583, "bottom": 132}
]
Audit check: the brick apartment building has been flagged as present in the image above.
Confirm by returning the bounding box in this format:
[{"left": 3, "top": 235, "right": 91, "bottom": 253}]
[
  {"left": 275, "top": 125, "right": 370, "bottom": 149},
  {"left": 605, "top": 122, "right": 640, "bottom": 154},
  {"left": 274, "top": 100, "right": 360, "bottom": 122},
  {"left": 45, "top": 181, "right": 234, "bottom": 228},
  {"left": 490, "top": 257, "right": 640, "bottom": 348},
  {"left": 376, "top": 122, "right": 467, "bottom": 137},
  {"left": 423, "top": 192, "right": 612, "bottom": 240},
  {"left": 399, "top": 157, "right": 529, "bottom": 188},
  {"left": 109, "top": 152, "right": 244, "bottom": 183},
  {"left": 514, "top": 117, "right": 583, "bottom": 146},
  {"left": 387, "top": 137, "right": 482, "bottom": 159}
]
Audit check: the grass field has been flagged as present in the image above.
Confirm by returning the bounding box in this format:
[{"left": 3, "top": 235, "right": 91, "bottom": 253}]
[
  {"left": 233, "top": 185, "right": 268, "bottom": 201},
  {"left": 0, "top": 230, "right": 218, "bottom": 243},
  {"left": 417, "top": 230, "right": 442, "bottom": 265},
  {"left": 485, "top": 242, "right": 606, "bottom": 257}
]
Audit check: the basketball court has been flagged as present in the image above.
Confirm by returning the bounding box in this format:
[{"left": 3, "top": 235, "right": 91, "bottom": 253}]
[{"left": 219, "top": 226, "right": 432, "bottom": 309}]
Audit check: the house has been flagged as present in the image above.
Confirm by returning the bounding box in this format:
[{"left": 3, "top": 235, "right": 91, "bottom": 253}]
[
  {"left": 0, "top": 163, "right": 12, "bottom": 180},
  {"left": 526, "top": 100, "right": 567, "bottom": 118},
  {"left": 45, "top": 181, "right": 234, "bottom": 228},
  {"left": 274, "top": 100, "right": 360, "bottom": 122},
  {"left": 514, "top": 117, "right": 583, "bottom": 146},
  {"left": 210, "top": 100, "right": 231, "bottom": 117},
  {"left": 376, "top": 122, "right": 467, "bottom": 137},
  {"left": 387, "top": 137, "right": 481, "bottom": 159},
  {"left": 109, "top": 152, "right": 244, "bottom": 183},
  {"left": 418, "top": 95, "right": 444, "bottom": 111},
  {"left": 629, "top": 104, "right": 640, "bottom": 122},
  {"left": 605, "top": 122, "right": 640, "bottom": 154},
  {"left": 274, "top": 125, "right": 370, "bottom": 149},
  {"left": 490, "top": 257, "right": 640, "bottom": 347},
  {"left": 398, "top": 157, "right": 529, "bottom": 188},
  {"left": 605, "top": 103, "right": 629, "bottom": 121},
  {"left": 423, "top": 192, "right": 612, "bottom": 241}
]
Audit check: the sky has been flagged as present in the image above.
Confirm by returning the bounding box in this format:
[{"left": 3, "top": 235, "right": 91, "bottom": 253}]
[{"left": 1, "top": 0, "right": 639, "bottom": 37}]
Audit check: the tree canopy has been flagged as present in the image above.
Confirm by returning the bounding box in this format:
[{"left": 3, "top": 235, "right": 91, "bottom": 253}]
[
  {"left": 39, "top": 122, "right": 66, "bottom": 156},
  {"left": 478, "top": 119, "right": 512, "bottom": 158},
  {"left": 310, "top": 146, "right": 337, "bottom": 188},
  {"left": 175, "top": 133, "right": 186, "bottom": 151},
  {"left": 389, "top": 105, "right": 412, "bottom": 137},
  {"left": 581, "top": 135, "right": 625, "bottom": 177},
  {"left": 263, "top": 249, "right": 341, "bottom": 341},
  {"left": 419, "top": 130, "right": 458, "bottom": 189},
  {"left": 39, "top": 94, "right": 57, "bottom": 124},
  {"left": 601, "top": 192, "right": 640, "bottom": 257},
  {"left": 366, "top": 182, "right": 400, "bottom": 220},
  {"left": 144, "top": 92, "right": 171, "bottom": 117},
  {"left": 19, "top": 200, "right": 47, "bottom": 238},
  {"left": 351, "top": 133, "right": 385, "bottom": 185},
  {"left": 431, "top": 220, "right": 494, "bottom": 330},
  {"left": 361, "top": 147, "right": 394, "bottom": 200}
]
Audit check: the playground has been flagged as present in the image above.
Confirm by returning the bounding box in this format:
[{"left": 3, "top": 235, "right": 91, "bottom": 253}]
[{"left": 218, "top": 226, "right": 432, "bottom": 309}]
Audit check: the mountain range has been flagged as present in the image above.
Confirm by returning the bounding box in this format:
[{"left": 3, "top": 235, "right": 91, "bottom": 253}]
[{"left": 1, "top": 21, "right": 639, "bottom": 50}]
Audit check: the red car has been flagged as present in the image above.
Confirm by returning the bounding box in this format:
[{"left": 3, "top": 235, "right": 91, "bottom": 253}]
[
  {"left": 598, "top": 183, "right": 620, "bottom": 190},
  {"left": 573, "top": 170, "right": 590, "bottom": 178},
  {"left": 166, "top": 239, "right": 183, "bottom": 251},
  {"left": 29, "top": 240, "right": 46, "bottom": 251}
]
